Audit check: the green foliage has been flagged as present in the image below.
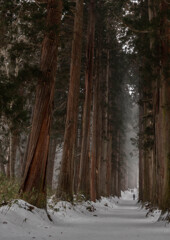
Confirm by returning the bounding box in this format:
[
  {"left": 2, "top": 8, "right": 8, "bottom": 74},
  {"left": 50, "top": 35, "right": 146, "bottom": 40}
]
[
  {"left": 55, "top": 191, "right": 74, "bottom": 203},
  {"left": 0, "top": 175, "right": 20, "bottom": 206},
  {"left": 0, "top": 0, "right": 46, "bottom": 136},
  {"left": 163, "top": 153, "right": 170, "bottom": 212},
  {"left": 21, "top": 189, "right": 46, "bottom": 209},
  {"left": 75, "top": 192, "right": 90, "bottom": 203}
]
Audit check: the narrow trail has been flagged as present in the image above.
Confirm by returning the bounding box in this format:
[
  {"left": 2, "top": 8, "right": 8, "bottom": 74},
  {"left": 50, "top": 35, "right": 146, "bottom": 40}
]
[
  {"left": 1, "top": 196, "right": 170, "bottom": 240},
  {"left": 55, "top": 199, "right": 170, "bottom": 240}
]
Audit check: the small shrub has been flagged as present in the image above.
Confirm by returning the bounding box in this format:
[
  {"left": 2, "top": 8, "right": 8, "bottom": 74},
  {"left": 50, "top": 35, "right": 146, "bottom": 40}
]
[
  {"left": 86, "top": 205, "right": 96, "bottom": 212},
  {"left": 0, "top": 175, "right": 20, "bottom": 206}
]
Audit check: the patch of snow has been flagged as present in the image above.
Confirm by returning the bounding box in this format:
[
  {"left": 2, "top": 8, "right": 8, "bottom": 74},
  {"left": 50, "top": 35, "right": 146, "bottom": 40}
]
[
  {"left": 48, "top": 196, "right": 118, "bottom": 222},
  {"left": 146, "top": 209, "right": 162, "bottom": 223}
]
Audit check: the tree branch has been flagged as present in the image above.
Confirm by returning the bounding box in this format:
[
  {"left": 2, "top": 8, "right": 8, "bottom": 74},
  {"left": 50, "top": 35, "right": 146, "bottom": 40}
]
[
  {"left": 34, "top": 0, "right": 46, "bottom": 7},
  {"left": 113, "top": 12, "right": 154, "bottom": 34},
  {"left": 35, "top": 0, "right": 48, "bottom": 3}
]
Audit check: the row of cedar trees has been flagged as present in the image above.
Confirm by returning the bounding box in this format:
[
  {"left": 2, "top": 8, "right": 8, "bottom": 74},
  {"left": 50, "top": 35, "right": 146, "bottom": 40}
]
[
  {"left": 20, "top": 0, "right": 170, "bottom": 211},
  {"left": 1, "top": 0, "right": 170, "bottom": 214},
  {"left": 137, "top": 0, "right": 170, "bottom": 212},
  {"left": 17, "top": 0, "right": 131, "bottom": 208}
]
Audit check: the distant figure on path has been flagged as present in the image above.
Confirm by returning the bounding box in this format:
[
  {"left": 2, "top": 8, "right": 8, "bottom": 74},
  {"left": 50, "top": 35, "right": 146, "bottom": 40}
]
[{"left": 133, "top": 194, "right": 135, "bottom": 200}]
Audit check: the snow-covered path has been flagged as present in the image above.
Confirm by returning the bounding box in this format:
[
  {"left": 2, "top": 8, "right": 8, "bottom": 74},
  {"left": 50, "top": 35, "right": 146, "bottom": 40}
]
[
  {"left": 0, "top": 195, "right": 170, "bottom": 240},
  {"left": 49, "top": 199, "right": 170, "bottom": 240},
  {"left": 81, "top": 199, "right": 170, "bottom": 240}
]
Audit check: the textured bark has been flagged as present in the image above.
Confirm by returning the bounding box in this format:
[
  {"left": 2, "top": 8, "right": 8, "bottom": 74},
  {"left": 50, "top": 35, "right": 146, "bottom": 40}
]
[
  {"left": 90, "top": 66, "right": 99, "bottom": 201},
  {"left": 90, "top": 34, "right": 103, "bottom": 201},
  {"left": 9, "top": 131, "right": 19, "bottom": 179},
  {"left": 116, "top": 131, "right": 120, "bottom": 197},
  {"left": 104, "top": 50, "right": 110, "bottom": 196},
  {"left": 78, "top": 0, "right": 95, "bottom": 198},
  {"left": 47, "top": 137, "right": 57, "bottom": 189},
  {"left": 18, "top": 144, "right": 25, "bottom": 178},
  {"left": 74, "top": 111, "right": 83, "bottom": 194},
  {"left": 141, "top": 89, "right": 153, "bottom": 203},
  {"left": 138, "top": 0, "right": 156, "bottom": 204},
  {"left": 160, "top": 0, "right": 170, "bottom": 211},
  {"left": 99, "top": 50, "right": 110, "bottom": 197},
  {"left": 90, "top": 86, "right": 97, "bottom": 201},
  {"left": 106, "top": 125, "right": 112, "bottom": 196},
  {"left": 96, "top": 86, "right": 102, "bottom": 199},
  {"left": 105, "top": 50, "right": 110, "bottom": 192},
  {"left": 0, "top": 160, "right": 5, "bottom": 176},
  {"left": 99, "top": 85, "right": 107, "bottom": 197},
  {"left": 20, "top": 0, "right": 62, "bottom": 208},
  {"left": 148, "top": 0, "right": 157, "bottom": 205},
  {"left": 57, "top": 0, "right": 84, "bottom": 201},
  {"left": 139, "top": 0, "right": 170, "bottom": 211},
  {"left": 138, "top": 103, "right": 143, "bottom": 202}
]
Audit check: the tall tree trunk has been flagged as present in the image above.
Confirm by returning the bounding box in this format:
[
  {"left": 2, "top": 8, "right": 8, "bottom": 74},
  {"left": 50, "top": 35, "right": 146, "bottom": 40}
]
[
  {"left": 148, "top": 0, "right": 158, "bottom": 205},
  {"left": 99, "top": 70, "right": 107, "bottom": 197},
  {"left": 0, "top": 152, "right": 6, "bottom": 175},
  {"left": 90, "top": 78, "right": 97, "bottom": 201},
  {"left": 139, "top": 97, "right": 144, "bottom": 202},
  {"left": 99, "top": 49, "right": 109, "bottom": 197},
  {"left": 106, "top": 124, "right": 112, "bottom": 196},
  {"left": 160, "top": 0, "right": 170, "bottom": 211},
  {"left": 90, "top": 66, "right": 99, "bottom": 201},
  {"left": 105, "top": 65, "right": 112, "bottom": 196},
  {"left": 96, "top": 88, "right": 102, "bottom": 199},
  {"left": 116, "top": 131, "right": 120, "bottom": 196},
  {"left": 74, "top": 106, "right": 83, "bottom": 194},
  {"left": 78, "top": 0, "right": 95, "bottom": 198},
  {"left": 57, "top": 0, "right": 84, "bottom": 201},
  {"left": 20, "top": 0, "right": 62, "bottom": 208},
  {"left": 9, "top": 131, "right": 19, "bottom": 179},
  {"left": 104, "top": 50, "right": 110, "bottom": 196},
  {"left": 90, "top": 46, "right": 102, "bottom": 200},
  {"left": 47, "top": 137, "right": 58, "bottom": 189}
]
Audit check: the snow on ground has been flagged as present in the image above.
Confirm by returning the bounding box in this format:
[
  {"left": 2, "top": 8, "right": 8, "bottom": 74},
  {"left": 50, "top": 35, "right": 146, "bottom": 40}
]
[{"left": 0, "top": 190, "right": 170, "bottom": 240}]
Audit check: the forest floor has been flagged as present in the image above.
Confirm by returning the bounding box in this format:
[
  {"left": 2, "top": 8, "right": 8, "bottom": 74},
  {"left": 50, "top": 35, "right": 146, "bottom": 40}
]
[{"left": 0, "top": 190, "right": 170, "bottom": 240}]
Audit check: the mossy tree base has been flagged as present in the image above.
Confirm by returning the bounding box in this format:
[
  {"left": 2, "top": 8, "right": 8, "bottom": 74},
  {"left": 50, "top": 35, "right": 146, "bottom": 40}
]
[{"left": 20, "top": 190, "right": 46, "bottom": 209}]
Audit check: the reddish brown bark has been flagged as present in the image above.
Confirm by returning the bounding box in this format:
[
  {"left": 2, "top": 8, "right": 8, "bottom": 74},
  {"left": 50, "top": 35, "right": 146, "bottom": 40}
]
[
  {"left": 57, "top": 0, "right": 84, "bottom": 201},
  {"left": 106, "top": 127, "right": 112, "bottom": 196},
  {"left": 90, "top": 68, "right": 99, "bottom": 202},
  {"left": 9, "top": 131, "right": 19, "bottom": 179},
  {"left": 139, "top": 0, "right": 170, "bottom": 211},
  {"left": 20, "top": 0, "right": 62, "bottom": 208},
  {"left": 90, "top": 42, "right": 102, "bottom": 201},
  {"left": 160, "top": 0, "right": 170, "bottom": 211},
  {"left": 102, "top": 50, "right": 110, "bottom": 197},
  {"left": 78, "top": 0, "right": 95, "bottom": 198},
  {"left": 74, "top": 113, "right": 83, "bottom": 194}
]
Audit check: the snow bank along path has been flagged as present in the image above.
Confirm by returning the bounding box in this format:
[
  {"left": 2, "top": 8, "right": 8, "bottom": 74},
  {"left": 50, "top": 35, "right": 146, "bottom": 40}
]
[{"left": 0, "top": 191, "right": 170, "bottom": 240}]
